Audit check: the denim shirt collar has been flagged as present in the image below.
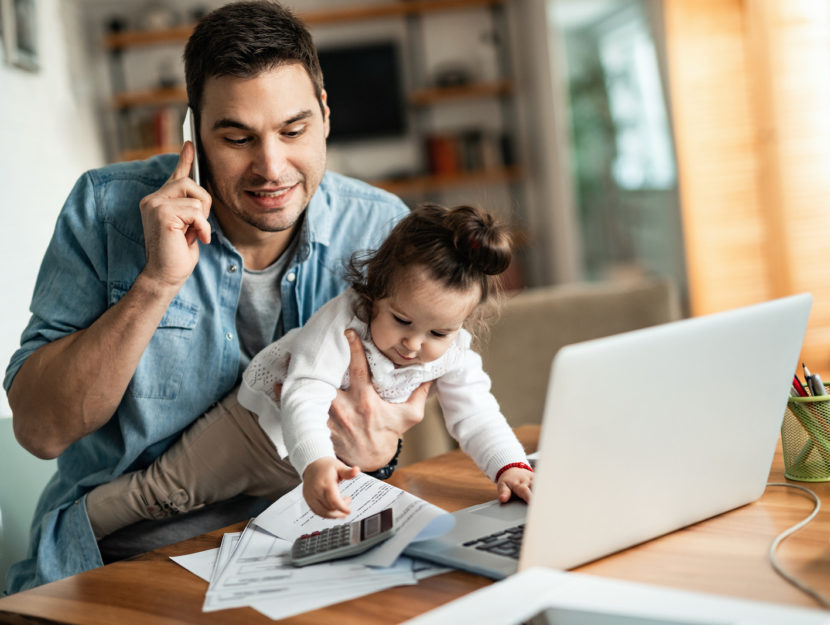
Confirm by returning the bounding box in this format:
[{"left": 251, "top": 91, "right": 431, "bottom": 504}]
[{"left": 305, "top": 177, "right": 334, "bottom": 249}]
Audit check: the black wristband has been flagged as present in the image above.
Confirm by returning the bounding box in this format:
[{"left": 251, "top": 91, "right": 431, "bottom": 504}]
[{"left": 364, "top": 438, "right": 403, "bottom": 480}]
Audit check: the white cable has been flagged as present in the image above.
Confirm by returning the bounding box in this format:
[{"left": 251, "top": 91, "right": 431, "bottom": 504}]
[{"left": 765, "top": 482, "right": 830, "bottom": 608}]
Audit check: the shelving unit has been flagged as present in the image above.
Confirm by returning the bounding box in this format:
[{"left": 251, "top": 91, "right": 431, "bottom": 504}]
[
  {"left": 103, "top": 0, "right": 506, "bottom": 48},
  {"left": 103, "top": 0, "right": 523, "bottom": 197},
  {"left": 375, "top": 164, "right": 522, "bottom": 196},
  {"left": 409, "top": 79, "right": 512, "bottom": 107},
  {"left": 108, "top": 80, "right": 512, "bottom": 114}
]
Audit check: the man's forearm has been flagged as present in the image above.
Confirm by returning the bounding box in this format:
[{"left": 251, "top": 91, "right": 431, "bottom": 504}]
[{"left": 9, "top": 273, "right": 181, "bottom": 459}]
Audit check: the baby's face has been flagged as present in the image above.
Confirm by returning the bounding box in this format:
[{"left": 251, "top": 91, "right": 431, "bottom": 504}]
[{"left": 370, "top": 268, "right": 480, "bottom": 367}]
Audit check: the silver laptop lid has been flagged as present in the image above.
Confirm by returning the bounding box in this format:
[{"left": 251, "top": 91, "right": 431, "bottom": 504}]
[{"left": 519, "top": 293, "right": 812, "bottom": 571}]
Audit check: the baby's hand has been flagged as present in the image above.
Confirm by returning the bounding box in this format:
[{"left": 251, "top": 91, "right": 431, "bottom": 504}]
[
  {"left": 302, "top": 457, "right": 360, "bottom": 518},
  {"left": 496, "top": 467, "right": 533, "bottom": 504}
]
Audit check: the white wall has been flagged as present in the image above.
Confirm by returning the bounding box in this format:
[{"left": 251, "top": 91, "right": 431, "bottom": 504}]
[{"left": 0, "top": 0, "right": 106, "bottom": 417}]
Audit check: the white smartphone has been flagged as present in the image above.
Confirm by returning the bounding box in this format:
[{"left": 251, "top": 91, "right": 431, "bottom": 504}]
[{"left": 182, "top": 107, "right": 202, "bottom": 186}]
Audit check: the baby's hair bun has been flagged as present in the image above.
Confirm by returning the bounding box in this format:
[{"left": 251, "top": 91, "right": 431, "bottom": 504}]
[
  {"left": 345, "top": 202, "right": 514, "bottom": 335},
  {"left": 445, "top": 204, "right": 512, "bottom": 276}
]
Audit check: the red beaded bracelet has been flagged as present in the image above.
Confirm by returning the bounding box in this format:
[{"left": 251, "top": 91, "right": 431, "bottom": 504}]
[{"left": 495, "top": 462, "right": 533, "bottom": 481}]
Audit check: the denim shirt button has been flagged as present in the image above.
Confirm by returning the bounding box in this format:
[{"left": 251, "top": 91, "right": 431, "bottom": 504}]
[
  {"left": 286, "top": 272, "right": 296, "bottom": 282},
  {"left": 228, "top": 264, "right": 238, "bottom": 273},
  {"left": 225, "top": 332, "right": 233, "bottom": 341}
]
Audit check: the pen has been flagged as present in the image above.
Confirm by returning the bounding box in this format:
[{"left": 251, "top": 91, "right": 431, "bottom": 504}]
[
  {"left": 802, "top": 363, "right": 812, "bottom": 387},
  {"left": 802, "top": 362, "right": 826, "bottom": 397},
  {"left": 793, "top": 374, "right": 809, "bottom": 397},
  {"left": 809, "top": 372, "right": 827, "bottom": 397}
]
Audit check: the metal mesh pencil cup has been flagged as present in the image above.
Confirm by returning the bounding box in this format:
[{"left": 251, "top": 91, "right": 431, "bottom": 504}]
[{"left": 782, "top": 387, "right": 830, "bottom": 482}]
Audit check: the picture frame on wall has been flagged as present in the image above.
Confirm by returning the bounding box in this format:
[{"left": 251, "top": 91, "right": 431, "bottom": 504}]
[
  {"left": 3, "top": 0, "right": 38, "bottom": 71},
  {"left": 0, "top": 0, "right": 9, "bottom": 63}
]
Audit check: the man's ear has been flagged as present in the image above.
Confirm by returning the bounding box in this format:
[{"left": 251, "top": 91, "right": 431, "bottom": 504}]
[{"left": 321, "top": 89, "right": 331, "bottom": 139}]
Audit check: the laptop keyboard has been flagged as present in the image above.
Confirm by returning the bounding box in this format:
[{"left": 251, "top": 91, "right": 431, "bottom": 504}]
[{"left": 462, "top": 523, "right": 525, "bottom": 559}]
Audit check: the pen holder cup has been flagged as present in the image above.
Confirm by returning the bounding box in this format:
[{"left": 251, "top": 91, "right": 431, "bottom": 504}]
[{"left": 782, "top": 389, "right": 830, "bottom": 482}]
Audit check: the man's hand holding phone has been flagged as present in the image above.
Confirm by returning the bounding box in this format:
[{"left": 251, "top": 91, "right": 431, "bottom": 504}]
[{"left": 138, "top": 139, "right": 212, "bottom": 292}]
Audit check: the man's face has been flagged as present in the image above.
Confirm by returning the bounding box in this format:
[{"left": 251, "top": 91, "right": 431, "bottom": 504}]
[{"left": 199, "top": 63, "right": 330, "bottom": 244}]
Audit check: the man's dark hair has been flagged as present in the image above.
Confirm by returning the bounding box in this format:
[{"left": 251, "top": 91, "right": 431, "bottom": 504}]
[{"left": 184, "top": 1, "right": 324, "bottom": 117}]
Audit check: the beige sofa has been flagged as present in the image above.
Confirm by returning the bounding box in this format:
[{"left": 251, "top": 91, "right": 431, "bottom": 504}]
[{"left": 398, "top": 277, "right": 681, "bottom": 467}]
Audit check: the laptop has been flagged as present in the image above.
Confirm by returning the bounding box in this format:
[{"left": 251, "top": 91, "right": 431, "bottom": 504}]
[{"left": 404, "top": 293, "right": 812, "bottom": 579}]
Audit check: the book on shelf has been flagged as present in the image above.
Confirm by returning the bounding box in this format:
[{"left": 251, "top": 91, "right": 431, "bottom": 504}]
[
  {"left": 425, "top": 129, "right": 505, "bottom": 176},
  {"left": 122, "top": 105, "right": 185, "bottom": 158}
]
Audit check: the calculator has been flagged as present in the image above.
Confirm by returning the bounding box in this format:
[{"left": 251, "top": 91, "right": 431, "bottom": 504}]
[{"left": 290, "top": 507, "right": 396, "bottom": 566}]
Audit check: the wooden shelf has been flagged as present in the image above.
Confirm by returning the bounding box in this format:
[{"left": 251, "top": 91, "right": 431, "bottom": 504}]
[
  {"left": 104, "top": 0, "right": 505, "bottom": 50},
  {"left": 105, "top": 25, "right": 194, "bottom": 50},
  {"left": 112, "top": 80, "right": 510, "bottom": 111},
  {"left": 301, "top": 0, "right": 505, "bottom": 25},
  {"left": 373, "top": 165, "right": 522, "bottom": 196},
  {"left": 119, "top": 145, "right": 179, "bottom": 162},
  {"left": 409, "top": 79, "right": 513, "bottom": 106},
  {"left": 113, "top": 86, "right": 186, "bottom": 109}
]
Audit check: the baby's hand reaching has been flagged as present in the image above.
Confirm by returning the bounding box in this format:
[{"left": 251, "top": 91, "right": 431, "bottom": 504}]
[
  {"left": 302, "top": 457, "right": 360, "bottom": 518},
  {"left": 496, "top": 466, "right": 533, "bottom": 504}
]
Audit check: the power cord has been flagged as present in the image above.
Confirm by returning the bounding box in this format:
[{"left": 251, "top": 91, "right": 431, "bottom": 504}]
[{"left": 765, "top": 482, "right": 830, "bottom": 608}]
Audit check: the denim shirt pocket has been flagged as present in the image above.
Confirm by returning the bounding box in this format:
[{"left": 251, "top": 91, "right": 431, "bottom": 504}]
[{"left": 109, "top": 283, "right": 199, "bottom": 400}]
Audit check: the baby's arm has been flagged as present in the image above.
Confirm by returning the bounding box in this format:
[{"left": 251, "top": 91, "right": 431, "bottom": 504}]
[
  {"left": 302, "top": 457, "right": 360, "bottom": 518},
  {"left": 496, "top": 465, "right": 533, "bottom": 503},
  {"left": 273, "top": 294, "right": 358, "bottom": 486},
  {"left": 435, "top": 339, "right": 532, "bottom": 501}
]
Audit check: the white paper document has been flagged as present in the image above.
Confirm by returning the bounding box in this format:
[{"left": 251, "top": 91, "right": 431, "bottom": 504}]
[
  {"left": 251, "top": 554, "right": 423, "bottom": 621},
  {"left": 170, "top": 547, "right": 218, "bottom": 582},
  {"left": 169, "top": 473, "right": 454, "bottom": 619},
  {"left": 254, "top": 472, "right": 455, "bottom": 567},
  {"left": 200, "top": 523, "right": 429, "bottom": 619}
]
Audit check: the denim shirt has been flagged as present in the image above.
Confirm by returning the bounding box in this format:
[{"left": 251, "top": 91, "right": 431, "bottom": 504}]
[{"left": 2, "top": 154, "right": 407, "bottom": 593}]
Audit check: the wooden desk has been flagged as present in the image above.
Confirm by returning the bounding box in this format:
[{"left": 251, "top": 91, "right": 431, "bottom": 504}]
[{"left": 1, "top": 426, "right": 829, "bottom": 624}]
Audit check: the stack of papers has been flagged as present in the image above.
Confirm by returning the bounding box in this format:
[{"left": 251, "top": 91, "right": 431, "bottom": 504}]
[{"left": 171, "top": 472, "right": 454, "bottom": 620}]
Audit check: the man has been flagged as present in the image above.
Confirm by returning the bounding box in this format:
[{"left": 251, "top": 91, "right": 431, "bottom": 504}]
[{"left": 3, "top": 1, "right": 425, "bottom": 593}]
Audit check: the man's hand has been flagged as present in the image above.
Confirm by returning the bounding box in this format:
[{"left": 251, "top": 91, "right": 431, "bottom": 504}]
[
  {"left": 139, "top": 142, "right": 212, "bottom": 290},
  {"left": 9, "top": 143, "right": 214, "bottom": 459},
  {"left": 327, "top": 329, "right": 430, "bottom": 471},
  {"left": 302, "top": 457, "right": 360, "bottom": 518}
]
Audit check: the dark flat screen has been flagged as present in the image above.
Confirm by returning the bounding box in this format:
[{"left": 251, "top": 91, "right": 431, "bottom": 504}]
[{"left": 318, "top": 41, "right": 406, "bottom": 142}]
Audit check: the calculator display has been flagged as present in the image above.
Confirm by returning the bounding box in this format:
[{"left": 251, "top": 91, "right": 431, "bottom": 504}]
[
  {"left": 361, "top": 507, "right": 393, "bottom": 539},
  {"left": 363, "top": 514, "right": 380, "bottom": 538}
]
